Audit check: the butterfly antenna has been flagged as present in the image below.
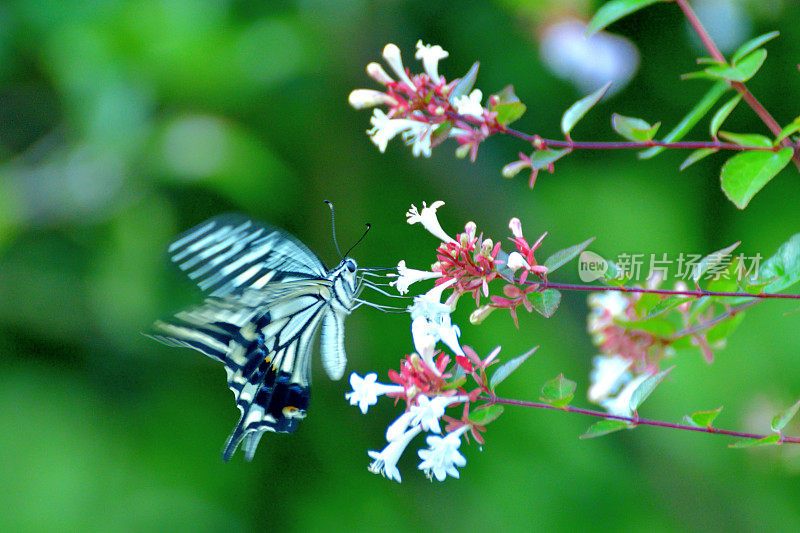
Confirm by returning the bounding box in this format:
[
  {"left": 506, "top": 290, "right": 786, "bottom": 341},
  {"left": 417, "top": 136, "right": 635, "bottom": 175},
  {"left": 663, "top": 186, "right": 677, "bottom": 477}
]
[
  {"left": 344, "top": 223, "right": 370, "bottom": 258},
  {"left": 324, "top": 200, "right": 344, "bottom": 259}
]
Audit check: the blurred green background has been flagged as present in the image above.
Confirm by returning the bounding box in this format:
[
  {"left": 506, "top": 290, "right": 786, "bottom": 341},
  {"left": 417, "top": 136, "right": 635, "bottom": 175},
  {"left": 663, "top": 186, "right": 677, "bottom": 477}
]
[{"left": 2, "top": 0, "right": 800, "bottom": 531}]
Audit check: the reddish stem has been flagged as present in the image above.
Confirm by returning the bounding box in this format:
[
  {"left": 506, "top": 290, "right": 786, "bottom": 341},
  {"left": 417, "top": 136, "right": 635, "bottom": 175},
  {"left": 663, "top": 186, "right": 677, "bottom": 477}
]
[
  {"left": 673, "top": 0, "right": 800, "bottom": 169},
  {"left": 484, "top": 395, "right": 800, "bottom": 444},
  {"left": 536, "top": 281, "right": 800, "bottom": 300}
]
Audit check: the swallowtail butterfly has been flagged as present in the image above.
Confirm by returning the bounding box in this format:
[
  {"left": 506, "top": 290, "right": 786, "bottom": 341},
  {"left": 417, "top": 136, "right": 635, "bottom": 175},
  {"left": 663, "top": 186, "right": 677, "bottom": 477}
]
[{"left": 151, "top": 214, "right": 364, "bottom": 461}]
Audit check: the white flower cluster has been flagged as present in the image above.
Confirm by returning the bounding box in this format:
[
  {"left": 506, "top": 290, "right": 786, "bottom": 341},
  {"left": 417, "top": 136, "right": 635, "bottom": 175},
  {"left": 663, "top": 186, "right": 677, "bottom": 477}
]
[
  {"left": 346, "top": 279, "right": 470, "bottom": 482},
  {"left": 351, "top": 41, "right": 483, "bottom": 158},
  {"left": 586, "top": 291, "right": 654, "bottom": 417}
]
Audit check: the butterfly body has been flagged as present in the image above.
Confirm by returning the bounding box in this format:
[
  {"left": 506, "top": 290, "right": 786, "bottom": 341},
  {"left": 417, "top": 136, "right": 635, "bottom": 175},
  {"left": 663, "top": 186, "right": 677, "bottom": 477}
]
[{"left": 151, "top": 214, "right": 362, "bottom": 461}]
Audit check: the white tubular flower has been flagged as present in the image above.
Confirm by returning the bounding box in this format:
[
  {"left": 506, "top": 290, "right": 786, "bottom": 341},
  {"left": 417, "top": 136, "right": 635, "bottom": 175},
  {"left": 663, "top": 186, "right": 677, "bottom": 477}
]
[
  {"left": 588, "top": 291, "right": 629, "bottom": 317},
  {"left": 409, "top": 280, "right": 465, "bottom": 360},
  {"left": 502, "top": 159, "right": 531, "bottom": 179},
  {"left": 401, "top": 123, "right": 434, "bottom": 158},
  {"left": 509, "top": 217, "right": 524, "bottom": 239},
  {"left": 386, "top": 411, "right": 416, "bottom": 442},
  {"left": 382, "top": 43, "right": 415, "bottom": 89},
  {"left": 415, "top": 40, "right": 449, "bottom": 84},
  {"left": 388, "top": 260, "right": 443, "bottom": 295},
  {"left": 367, "top": 62, "right": 394, "bottom": 85},
  {"left": 452, "top": 89, "right": 484, "bottom": 118},
  {"left": 417, "top": 425, "right": 469, "bottom": 482},
  {"left": 587, "top": 355, "right": 632, "bottom": 403},
  {"left": 410, "top": 394, "right": 466, "bottom": 434},
  {"left": 348, "top": 89, "right": 398, "bottom": 109},
  {"left": 368, "top": 109, "right": 429, "bottom": 153},
  {"left": 411, "top": 316, "right": 439, "bottom": 369},
  {"left": 368, "top": 424, "right": 423, "bottom": 483},
  {"left": 600, "top": 372, "right": 651, "bottom": 418},
  {"left": 405, "top": 201, "right": 455, "bottom": 243},
  {"left": 346, "top": 372, "right": 404, "bottom": 414},
  {"left": 506, "top": 251, "right": 530, "bottom": 272}
]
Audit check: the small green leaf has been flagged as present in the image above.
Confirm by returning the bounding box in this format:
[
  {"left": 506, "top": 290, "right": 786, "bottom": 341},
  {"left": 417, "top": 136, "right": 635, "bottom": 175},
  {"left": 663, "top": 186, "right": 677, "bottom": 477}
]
[
  {"left": 729, "top": 434, "right": 781, "bottom": 448},
  {"left": 720, "top": 148, "right": 793, "bottom": 209},
  {"left": 717, "top": 131, "right": 772, "bottom": 148},
  {"left": 692, "top": 241, "right": 741, "bottom": 282},
  {"left": 530, "top": 289, "right": 561, "bottom": 318},
  {"left": 629, "top": 366, "right": 674, "bottom": 412},
  {"left": 633, "top": 292, "right": 660, "bottom": 316},
  {"left": 615, "top": 316, "right": 676, "bottom": 337},
  {"left": 680, "top": 148, "right": 718, "bottom": 170},
  {"left": 580, "top": 419, "right": 632, "bottom": 439},
  {"left": 468, "top": 404, "right": 504, "bottom": 426},
  {"left": 639, "top": 82, "right": 728, "bottom": 159},
  {"left": 688, "top": 407, "right": 723, "bottom": 428},
  {"left": 448, "top": 62, "right": 480, "bottom": 104},
  {"left": 540, "top": 373, "right": 577, "bottom": 408},
  {"left": 642, "top": 295, "right": 688, "bottom": 319},
  {"left": 771, "top": 399, "right": 800, "bottom": 432},
  {"left": 710, "top": 95, "right": 742, "bottom": 137},
  {"left": 758, "top": 233, "right": 800, "bottom": 293},
  {"left": 543, "top": 237, "right": 596, "bottom": 274},
  {"left": 494, "top": 101, "right": 527, "bottom": 126},
  {"left": 731, "top": 31, "right": 780, "bottom": 64},
  {"left": 530, "top": 148, "right": 570, "bottom": 170},
  {"left": 705, "top": 312, "right": 744, "bottom": 344},
  {"left": 489, "top": 347, "right": 538, "bottom": 390},
  {"left": 561, "top": 82, "right": 612, "bottom": 136},
  {"left": 442, "top": 376, "right": 468, "bottom": 390},
  {"left": 775, "top": 118, "right": 800, "bottom": 145},
  {"left": 431, "top": 122, "right": 453, "bottom": 146},
  {"left": 704, "top": 49, "right": 767, "bottom": 82},
  {"left": 611, "top": 114, "right": 660, "bottom": 141},
  {"left": 586, "top": 0, "right": 668, "bottom": 35}
]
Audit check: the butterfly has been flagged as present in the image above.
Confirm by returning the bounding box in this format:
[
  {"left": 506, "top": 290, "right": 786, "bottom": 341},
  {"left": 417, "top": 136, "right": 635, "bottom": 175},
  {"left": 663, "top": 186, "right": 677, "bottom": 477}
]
[{"left": 150, "top": 213, "right": 367, "bottom": 461}]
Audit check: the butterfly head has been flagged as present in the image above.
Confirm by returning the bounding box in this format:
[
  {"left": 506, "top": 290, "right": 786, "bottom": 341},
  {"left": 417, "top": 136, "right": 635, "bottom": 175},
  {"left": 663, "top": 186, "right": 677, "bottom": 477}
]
[{"left": 330, "top": 257, "right": 361, "bottom": 302}]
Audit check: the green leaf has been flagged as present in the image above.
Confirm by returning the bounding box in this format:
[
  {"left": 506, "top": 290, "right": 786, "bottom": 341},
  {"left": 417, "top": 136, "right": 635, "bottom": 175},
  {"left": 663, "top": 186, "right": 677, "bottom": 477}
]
[
  {"left": 717, "top": 131, "right": 773, "bottom": 148},
  {"left": 692, "top": 241, "right": 741, "bottom": 282},
  {"left": 561, "top": 82, "right": 612, "bottom": 136},
  {"left": 580, "top": 419, "right": 631, "bottom": 439},
  {"left": 540, "top": 374, "right": 577, "bottom": 408},
  {"left": 494, "top": 101, "right": 527, "bottom": 126},
  {"left": 729, "top": 434, "right": 781, "bottom": 448},
  {"left": 530, "top": 148, "right": 570, "bottom": 170},
  {"left": 468, "top": 404, "right": 504, "bottom": 426},
  {"left": 687, "top": 407, "right": 723, "bottom": 428},
  {"left": 705, "top": 312, "right": 745, "bottom": 344},
  {"left": 710, "top": 95, "right": 742, "bottom": 137},
  {"left": 448, "top": 62, "right": 480, "bottom": 104},
  {"left": 775, "top": 118, "right": 800, "bottom": 145},
  {"left": 489, "top": 347, "right": 538, "bottom": 390},
  {"left": 431, "top": 121, "right": 453, "bottom": 146},
  {"left": 720, "top": 148, "right": 793, "bottom": 209},
  {"left": 704, "top": 49, "right": 767, "bottom": 82},
  {"left": 680, "top": 148, "right": 718, "bottom": 170},
  {"left": 615, "top": 316, "right": 676, "bottom": 337},
  {"left": 629, "top": 366, "right": 674, "bottom": 412},
  {"left": 543, "top": 237, "right": 596, "bottom": 274},
  {"left": 643, "top": 295, "right": 689, "bottom": 319},
  {"left": 633, "top": 292, "right": 660, "bottom": 316},
  {"left": 586, "top": 0, "right": 668, "bottom": 35},
  {"left": 442, "top": 376, "right": 467, "bottom": 390},
  {"left": 639, "top": 82, "right": 728, "bottom": 159},
  {"left": 758, "top": 233, "right": 800, "bottom": 293},
  {"left": 772, "top": 399, "right": 800, "bottom": 432},
  {"left": 530, "top": 289, "right": 561, "bottom": 318},
  {"left": 731, "top": 31, "right": 780, "bottom": 64},
  {"left": 611, "top": 114, "right": 660, "bottom": 141}
]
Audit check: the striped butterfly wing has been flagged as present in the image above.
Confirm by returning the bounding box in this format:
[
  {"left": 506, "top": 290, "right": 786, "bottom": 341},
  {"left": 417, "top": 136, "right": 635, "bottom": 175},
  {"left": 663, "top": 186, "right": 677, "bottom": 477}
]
[
  {"left": 152, "top": 215, "right": 355, "bottom": 461},
  {"left": 167, "top": 213, "right": 328, "bottom": 296}
]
